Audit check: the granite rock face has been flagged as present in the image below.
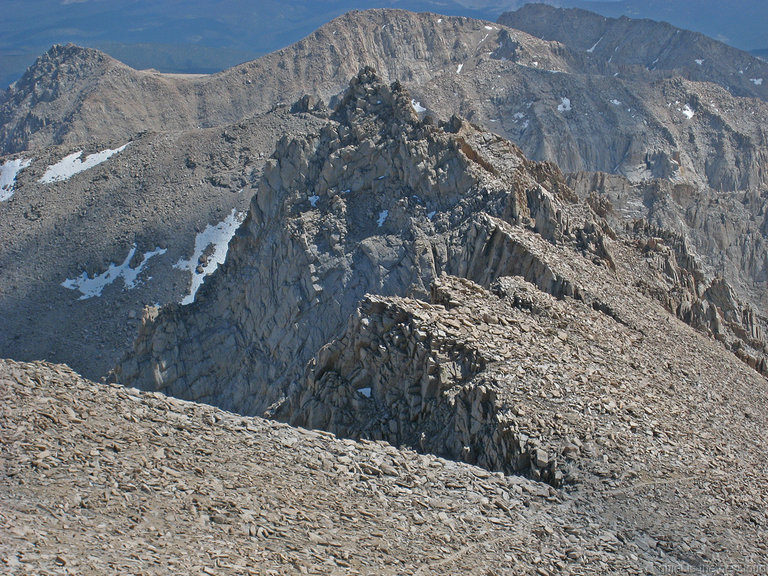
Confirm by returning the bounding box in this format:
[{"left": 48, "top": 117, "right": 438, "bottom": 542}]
[
  {"left": 115, "top": 68, "right": 610, "bottom": 414},
  {"left": 5, "top": 8, "right": 768, "bottom": 383},
  {"left": 568, "top": 171, "right": 768, "bottom": 371}
]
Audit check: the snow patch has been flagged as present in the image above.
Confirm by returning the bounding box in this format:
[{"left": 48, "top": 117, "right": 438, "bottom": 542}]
[
  {"left": 695, "top": 59, "right": 704, "bottom": 65},
  {"left": 610, "top": 99, "right": 622, "bottom": 106},
  {"left": 308, "top": 194, "right": 320, "bottom": 207},
  {"left": 174, "top": 209, "right": 245, "bottom": 305},
  {"left": 427, "top": 211, "right": 436, "bottom": 220},
  {"left": 377, "top": 210, "right": 389, "bottom": 227},
  {"left": 456, "top": 63, "right": 464, "bottom": 74},
  {"left": 437, "top": 18, "right": 442, "bottom": 23},
  {"left": 586, "top": 35, "right": 603, "bottom": 53},
  {"left": 682, "top": 104, "right": 695, "bottom": 119},
  {"left": 557, "top": 97, "right": 571, "bottom": 112},
  {"left": 62, "top": 245, "right": 166, "bottom": 300},
  {"left": 484, "top": 25, "right": 493, "bottom": 30},
  {"left": 40, "top": 144, "right": 128, "bottom": 183},
  {"left": 357, "top": 387, "right": 372, "bottom": 398},
  {"left": 411, "top": 100, "right": 427, "bottom": 113},
  {"left": 751, "top": 78, "right": 763, "bottom": 85},
  {"left": 0, "top": 158, "right": 31, "bottom": 201}
]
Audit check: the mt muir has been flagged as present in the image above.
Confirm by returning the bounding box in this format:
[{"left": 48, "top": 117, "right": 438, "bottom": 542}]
[{"left": 2, "top": 5, "right": 768, "bottom": 576}]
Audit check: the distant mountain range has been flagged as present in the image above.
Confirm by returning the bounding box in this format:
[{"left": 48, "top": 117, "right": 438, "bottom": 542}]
[
  {"left": 516, "top": 0, "right": 768, "bottom": 53},
  {"left": 2, "top": 1, "right": 767, "bottom": 89}
]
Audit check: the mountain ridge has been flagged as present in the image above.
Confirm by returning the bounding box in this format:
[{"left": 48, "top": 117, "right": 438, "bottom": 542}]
[
  {"left": 107, "top": 69, "right": 768, "bottom": 572},
  {"left": 499, "top": 3, "right": 768, "bottom": 102},
  {"left": 2, "top": 6, "right": 768, "bottom": 397},
  {"left": 3, "top": 9, "right": 768, "bottom": 575}
]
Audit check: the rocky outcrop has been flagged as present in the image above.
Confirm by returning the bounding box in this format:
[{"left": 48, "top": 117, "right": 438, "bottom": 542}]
[
  {"left": 567, "top": 171, "right": 768, "bottom": 370},
  {"left": 115, "top": 71, "right": 768, "bottom": 503},
  {"left": 114, "top": 68, "right": 612, "bottom": 414},
  {"left": 279, "top": 276, "right": 564, "bottom": 485},
  {"left": 626, "top": 220, "right": 768, "bottom": 374}
]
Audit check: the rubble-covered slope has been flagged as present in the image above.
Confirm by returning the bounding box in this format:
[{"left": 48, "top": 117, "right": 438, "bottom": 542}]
[
  {"left": 568, "top": 170, "right": 768, "bottom": 319},
  {"left": 278, "top": 272, "right": 768, "bottom": 569},
  {"left": 2, "top": 358, "right": 674, "bottom": 575}
]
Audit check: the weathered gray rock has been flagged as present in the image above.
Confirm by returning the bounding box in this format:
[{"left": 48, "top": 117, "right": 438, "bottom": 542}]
[
  {"left": 114, "top": 68, "right": 609, "bottom": 415},
  {"left": 500, "top": 4, "right": 768, "bottom": 101},
  {"left": 0, "top": 104, "right": 328, "bottom": 379},
  {"left": 5, "top": 8, "right": 768, "bottom": 384},
  {"left": 567, "top": 172, "right": 768, "bottom": 373}
]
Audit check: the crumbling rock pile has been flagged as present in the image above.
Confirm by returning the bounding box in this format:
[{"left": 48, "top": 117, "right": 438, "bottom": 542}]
[
  {"left": 1, "top": 359, "right": 674, "bottom": 575},
  {"left": 567, "top": 171, "right": 768, "bottom": 372}
]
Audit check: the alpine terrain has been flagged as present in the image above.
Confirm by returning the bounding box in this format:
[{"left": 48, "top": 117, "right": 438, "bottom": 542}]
[{"left": 1, "top": 5, "right": 768, "bottom": 575}]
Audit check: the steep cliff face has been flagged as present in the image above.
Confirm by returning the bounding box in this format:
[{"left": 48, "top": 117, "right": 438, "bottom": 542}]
[
  {"left": 114, "top": 68, "right": 610, "bottom": 414},
  {"left": 5, "top": 7, "right": 768, "bottom": 394}
]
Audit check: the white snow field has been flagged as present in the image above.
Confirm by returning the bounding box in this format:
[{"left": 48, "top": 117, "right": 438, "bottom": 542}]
[
  {"left": 40, "top": 144, "right": 129, "bottom": 183},
  {"left": 62, "top": 245, "right": 166, "bottom": 300},
  {"left": 174, "top": 209, "right": 245, "bottom": 305},
  {"left": 0, "top": 158, "right": 31, "bottom": 201}
]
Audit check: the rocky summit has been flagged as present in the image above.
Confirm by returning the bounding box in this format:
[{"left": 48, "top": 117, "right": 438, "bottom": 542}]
[{"left": 2, "top": 6, "right": 768, "bottom": 576}]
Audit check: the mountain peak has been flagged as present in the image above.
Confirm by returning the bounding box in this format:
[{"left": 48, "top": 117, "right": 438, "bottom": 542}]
[
  {"left": 499, "top": 3, "right": 768, "bottom": 100},
  {"left": 331, "top": 66, "right": 419, "bottom": 129},
  {"left": 22, "top": 43, "right": 115, "bottom": 84}
]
